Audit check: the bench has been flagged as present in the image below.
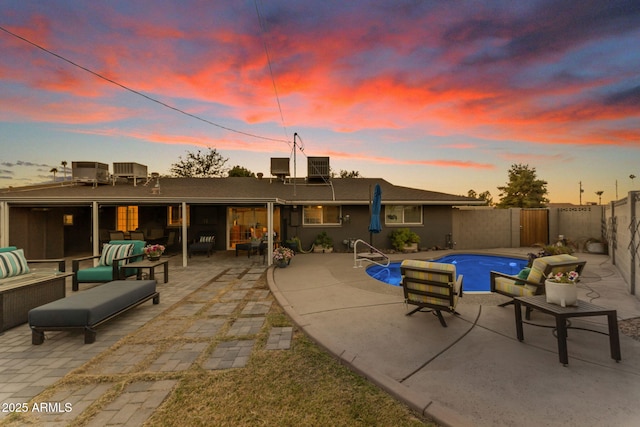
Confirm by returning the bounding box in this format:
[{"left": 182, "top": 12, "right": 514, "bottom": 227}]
[
  {"left": 28, "top": 280, "right": 159, "bottom": 344},
  {"left": 0, "top": 247, "right": 69, "bottom": 332}
]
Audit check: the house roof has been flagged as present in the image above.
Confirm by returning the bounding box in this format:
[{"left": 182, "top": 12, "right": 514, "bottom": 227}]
[{"left": 0, "top": 177, "right": 483, "bottom": 206}]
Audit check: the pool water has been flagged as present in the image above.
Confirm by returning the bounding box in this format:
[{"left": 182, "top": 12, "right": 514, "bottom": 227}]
[{"left": 366, "top": 253, "right": 528, "bottom": 292}]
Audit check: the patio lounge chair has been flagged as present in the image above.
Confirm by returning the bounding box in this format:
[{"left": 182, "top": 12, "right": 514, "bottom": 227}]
[
  {"left": 400, "top": 260, "right": 464, "bottom": 327},
  {"left": 188, "top": 232, "right": 215, "bottom": 257},
  {"left": 72, "top": 240, "right": 146, "bottom": 291},
  {"left": 490, "top": 253, "right": 586, "bottom": 317}
]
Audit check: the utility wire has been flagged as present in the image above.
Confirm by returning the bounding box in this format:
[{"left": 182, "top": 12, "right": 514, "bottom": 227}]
[
  {"left": 0, "top": 24, "right": 289, "bottom": 144},
  {"left": 254, "top": 0, "right": 290, "bottom": 145}
]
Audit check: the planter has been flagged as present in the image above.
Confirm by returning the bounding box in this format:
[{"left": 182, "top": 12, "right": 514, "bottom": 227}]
[
  {"left": 545, "top": 280, "right": 577, "bottom": 307},
  {"left": 147, "top": 255, "right": 161, "bottom": 261},
  {"left": 402, "top": 243, "right": 418, "bottom": 253},
  {"left": 586, "top": 242, "right": 606, "bottom": 254},
  {"left": 276, "top": 260, "right": 290, "bottom": 268},
  {"left": 313, "top": 245, "right": 333, "bottom": 253}
]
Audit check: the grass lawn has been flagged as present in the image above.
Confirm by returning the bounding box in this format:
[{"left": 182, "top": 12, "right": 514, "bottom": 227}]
[{"left": 149, "top": 306, "right": 434, "bottom": 426}]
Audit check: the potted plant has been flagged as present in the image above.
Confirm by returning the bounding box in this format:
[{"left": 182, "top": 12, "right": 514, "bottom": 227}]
[
  {"left": 545, "top": 270, "right": 580, "bottom": 307},
  {"left": 143, "top": 244, "right": 165, "bottom": 261},
  {"left": 284, "top": 238, "right": 299, "bottom": 253},
  {"left": 273, "top": 246, "right": 295, "bottom": 267},
  {"left": 389, "top": 228, "right": 420, "bottom": 252},
  {"left": 313, "top": 231, "right": 333, "bottom": 253},
  {"left": 585, "top": 237, "right": 607, "bottom": 254}
]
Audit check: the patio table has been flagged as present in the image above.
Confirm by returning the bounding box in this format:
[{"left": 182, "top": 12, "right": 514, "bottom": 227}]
[
  {"left": 514, "top": 295, "right": 621, "bottom": 365},
  {"left": 121, "top": 258, "right": 169, "bottom": 283}
]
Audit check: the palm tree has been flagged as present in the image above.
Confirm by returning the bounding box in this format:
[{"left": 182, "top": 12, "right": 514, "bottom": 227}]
[
  {"left": 61, "top": 161, "right": 68, "bottom": 181},
  {"left": 50, "top": 167, "right": 58, "bottom": 182},
  {"left": 595, "top": 190, "right": 604, "bottom": 205}
]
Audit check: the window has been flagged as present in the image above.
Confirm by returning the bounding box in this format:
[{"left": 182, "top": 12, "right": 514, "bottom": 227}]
[
  {"left": 385, "top": 205, "right": 422, "bottom": 225},
  {"left": 167, "top": 205, "right": 190, "bottom": 227},
  {"left": 303, "top": 205, "right": 341, "bottom": 225},
  {"left": 116, "top": 206, "right": 138, "bottom": 231}
]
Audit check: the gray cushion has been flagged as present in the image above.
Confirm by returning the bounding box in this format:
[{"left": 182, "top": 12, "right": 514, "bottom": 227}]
[{"left": 29, "top": 280, "right": 156, "bottom": 327}]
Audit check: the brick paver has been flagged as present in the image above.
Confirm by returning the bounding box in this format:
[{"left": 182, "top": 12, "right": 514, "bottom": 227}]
[
  {"left": 202, "top": 340, "right": 255, "bottom": 370},
  {"left": 266, "top": 327, "right": 294, "bottom": 350},
  {"left": 226, "top": 317, "right": 266, "bottom": 336},
  {"left": 241, "top": 300, "right": 273, "bottom": 316},
  {"left": 0, "top": 253, "right": 284, "bottom": 425}
]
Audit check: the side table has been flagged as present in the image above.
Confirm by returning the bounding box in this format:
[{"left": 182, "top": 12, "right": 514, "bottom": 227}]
[
  {"left": 514, "top": 295, "right": 621, "bottom": 365},
  {"left": 121, "top": 258, "right": 169, "bottom": 283}
]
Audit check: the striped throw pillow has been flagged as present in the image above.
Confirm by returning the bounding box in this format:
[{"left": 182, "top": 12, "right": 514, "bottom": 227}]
[
  {"left": 99, "top": 243, "right": 134, "bottom": 267},
  {"left": 0, "top": 249, "right": 30, "bottom": 278}
]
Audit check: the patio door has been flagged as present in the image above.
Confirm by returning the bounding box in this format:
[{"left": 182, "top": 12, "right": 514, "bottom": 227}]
[{"left": 227, "top": 207, "right": 280, "bottom": 250}]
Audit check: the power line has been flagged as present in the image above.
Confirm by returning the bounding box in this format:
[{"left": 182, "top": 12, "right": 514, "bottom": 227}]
[
  {"left": 254, "top": 0, "right": 290, "bottom": 144},
  {"left": 0, "top": 24, "right": 290, "bottom": 144}
]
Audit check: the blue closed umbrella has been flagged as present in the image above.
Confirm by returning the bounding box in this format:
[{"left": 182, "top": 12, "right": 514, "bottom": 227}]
[{"left": 369, "top": 184, "right": 382, "bottom": 245}]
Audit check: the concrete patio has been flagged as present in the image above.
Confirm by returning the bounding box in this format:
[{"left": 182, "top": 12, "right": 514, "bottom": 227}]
[
  {"left": 269, "top": 249, "right": 640, "bottom": 426},
  {"left": 0, "top": 248, "right": 638, "bottom": 426}
]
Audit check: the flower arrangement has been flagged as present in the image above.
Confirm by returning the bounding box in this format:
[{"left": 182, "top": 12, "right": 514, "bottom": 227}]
[
  {"left": 273, "top": 246, "right": 295, "bottom": 263},
  {"left": 546, "top": 271, "right": 579, "bottom": 284},
  {"left": 143, "top": 244, "right": 165, "bottom": 258}
]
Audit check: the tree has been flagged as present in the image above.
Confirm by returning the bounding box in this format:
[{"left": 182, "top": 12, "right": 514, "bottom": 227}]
[
  {"left": 50, "top": 167, "right": 58, "bottom": 181},
  {"left": 170, "top": 148, "right": 229, "bottom": 178},
  {"left": 338, "top": 169, "right": 361, "bottom": 178},
  {"left": 61, "top": 161, "right": 67, "bottom": 181},
  {"left": 496, "top": 164, "right": 549, "bottom": 208},
  {"left": 467, "top": 189, "right": 494, "bottom": 206},
  {"left": 228, "top": 165, "right": 255, "bottom": 177}
]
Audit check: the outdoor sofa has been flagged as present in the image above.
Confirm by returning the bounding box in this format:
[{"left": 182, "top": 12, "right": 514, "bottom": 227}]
[{"left": 0, "top": 246, "right": 70, "bottom": 331}]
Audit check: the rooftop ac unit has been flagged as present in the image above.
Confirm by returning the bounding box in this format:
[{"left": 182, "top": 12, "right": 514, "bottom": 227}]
[
  {"left": 113, "top": 162, "right": 148, "bottom": 186},
  {"left": 307, "top": 157, "right": 330, "bottom": 181},
  {"left": 72, "top": 162, "right": 110, "bottom": 185},
  {"left": 270, "top": 158, "right": 290, "bottom": 179}
]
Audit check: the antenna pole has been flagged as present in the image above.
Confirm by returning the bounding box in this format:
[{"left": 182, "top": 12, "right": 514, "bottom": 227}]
[{"left": 293, "top": 133, "right": 298, "bottom": 196}]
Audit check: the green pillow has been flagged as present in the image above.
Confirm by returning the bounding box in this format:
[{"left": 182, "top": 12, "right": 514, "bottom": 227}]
[{"left": 514, "top": 268, "right": 531, "bottom": 285}]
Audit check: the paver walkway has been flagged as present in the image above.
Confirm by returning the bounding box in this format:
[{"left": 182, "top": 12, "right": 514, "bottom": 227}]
[{"left": 0, "top": 253, "right": 292, "bottom": 426}]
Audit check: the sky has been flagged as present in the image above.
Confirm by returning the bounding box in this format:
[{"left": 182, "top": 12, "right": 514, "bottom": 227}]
[{"left": 1, "top": 0, "right": 639, "bottom": 205}]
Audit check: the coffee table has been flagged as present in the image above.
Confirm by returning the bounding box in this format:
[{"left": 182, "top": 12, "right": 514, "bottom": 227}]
[
  {"left": 514, "top": 295, "right": 621, "bottom": 365},
  {"left": 121, "top": 258, "right": 169, "bottom": 283}
]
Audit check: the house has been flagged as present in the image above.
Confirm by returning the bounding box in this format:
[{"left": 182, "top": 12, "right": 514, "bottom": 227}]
[{"left": 0, "top": 159, "right": 483, "bottom": 264}]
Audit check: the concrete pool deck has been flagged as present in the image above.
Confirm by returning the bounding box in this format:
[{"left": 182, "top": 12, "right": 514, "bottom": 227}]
[{"left": 268, "top": 248, "right": 640, "bottom": 426}]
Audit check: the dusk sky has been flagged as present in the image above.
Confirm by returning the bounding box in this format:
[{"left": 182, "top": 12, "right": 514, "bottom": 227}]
[{"left": 1, "top": 0, "right": 639, "bottom": 204}]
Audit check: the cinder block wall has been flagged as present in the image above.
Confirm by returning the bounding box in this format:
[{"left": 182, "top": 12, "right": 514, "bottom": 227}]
[
  {"left": 605, "top": 191, "right": 639, "bottom": 295},
  {"left": 453, "top": 206, "right": 603, "bottom": 250},
  {"left": 452, "top": 208, "right": 513, "bottom": 249}
]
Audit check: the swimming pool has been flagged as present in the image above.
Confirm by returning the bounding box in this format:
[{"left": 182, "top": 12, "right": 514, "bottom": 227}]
[{"left": 365, "top": 253, "right": 528, "bottom": 292}]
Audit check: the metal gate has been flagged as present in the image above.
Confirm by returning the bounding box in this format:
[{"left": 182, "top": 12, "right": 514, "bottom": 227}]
[{"left": 520, "top": 209, "right": 548, "bottom": 246}]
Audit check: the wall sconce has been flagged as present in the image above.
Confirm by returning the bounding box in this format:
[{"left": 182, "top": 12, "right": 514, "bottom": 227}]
[{"left": 340, "top": 214, "right": 351, "bottom": 224}]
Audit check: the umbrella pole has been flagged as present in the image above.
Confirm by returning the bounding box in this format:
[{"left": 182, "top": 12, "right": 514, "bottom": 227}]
[{"left": 369, "top": 185, "right": 373, "bottom": 249}]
